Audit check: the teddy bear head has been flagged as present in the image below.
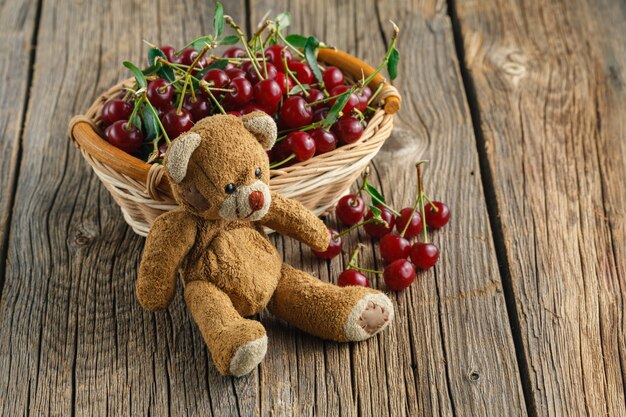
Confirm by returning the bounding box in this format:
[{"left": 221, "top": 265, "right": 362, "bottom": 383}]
[{"left": 164, "top": 112, "right": 277, "bottom": 221}]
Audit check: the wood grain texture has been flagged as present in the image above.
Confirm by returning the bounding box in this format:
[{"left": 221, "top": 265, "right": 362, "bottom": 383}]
[{"left": 452, "top": 0, "right": 626, "bottom": 415}]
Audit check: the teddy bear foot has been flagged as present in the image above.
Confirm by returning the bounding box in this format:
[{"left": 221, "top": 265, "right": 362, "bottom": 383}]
[
  {"left": 229, "top": 334, "right": 268, "bottom": 377},
  {"left": 343, "top": 293, "right": 394, "bottom": 342}
]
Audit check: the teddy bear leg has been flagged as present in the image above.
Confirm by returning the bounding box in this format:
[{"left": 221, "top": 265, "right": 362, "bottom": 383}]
[
  {"left": 267, "top": 264, "right": 394, "bottom": 342},
  {"left": 184, "top": 279, "right": 267, "bottom": 377}
]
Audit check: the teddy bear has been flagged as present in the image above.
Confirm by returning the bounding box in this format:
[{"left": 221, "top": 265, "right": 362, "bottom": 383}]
[{"left": 136, "top": 112, "right": 394, "bottom": 377}]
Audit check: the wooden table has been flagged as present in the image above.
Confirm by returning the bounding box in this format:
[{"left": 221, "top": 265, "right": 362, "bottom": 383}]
[{"left": 1, "top": 0, "right": 624, "bottom": 415}]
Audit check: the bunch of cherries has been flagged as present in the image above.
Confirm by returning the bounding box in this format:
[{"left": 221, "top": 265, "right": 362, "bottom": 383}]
[
  {"left": 313, "top": 162, "right": 450, "bottom": 291},
  {"left": 98, "top": 10, "right": 399, "bottom": 168}
]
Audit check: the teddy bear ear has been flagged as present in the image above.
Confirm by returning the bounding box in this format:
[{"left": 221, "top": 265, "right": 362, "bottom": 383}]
[
  {"left": 242, "top": 111, "right": 277, "bottom": 150},
  {"left": 166, "top": 132, "right": 202, "bottom": 183}
]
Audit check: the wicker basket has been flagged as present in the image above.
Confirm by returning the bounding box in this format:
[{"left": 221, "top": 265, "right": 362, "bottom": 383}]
[{"left": 68, "top": 48, "right": 401, "bottom": 236}]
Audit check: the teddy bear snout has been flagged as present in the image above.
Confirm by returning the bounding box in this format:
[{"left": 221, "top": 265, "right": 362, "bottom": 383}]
[{"left": 248, "top": 191, "right": 265, "bottom": 212}]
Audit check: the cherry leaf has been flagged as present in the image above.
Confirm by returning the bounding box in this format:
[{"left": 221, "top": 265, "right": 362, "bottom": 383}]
[
  {"left": 322, "top": 91, "right": 351, "bottom": 129},
  {"left": 123, "top": 61, "right": 147, "bottom": 89},
  {"left": 218, "top": 35, "right": 239, "bottom": 45},
  {"left": 387, "top": 47, "right": 399, "bottom": 81},
  {"left": 304, "top": 36, "right": 323, "bottom": 86},
  {"left": 147, "top": 48, "right": 174, "bottom": 81},
  {"left": 141, "top": 105, "right": 158, "bottom": 141},
  {"left": 365, "top": 182, "right": 386, "bottom": 206},
  {"left": 213, "top": 2, "right": 224, "bottom": 37},
  {"left": 284, "top": 34, "right": 308, "bottom": 48}
]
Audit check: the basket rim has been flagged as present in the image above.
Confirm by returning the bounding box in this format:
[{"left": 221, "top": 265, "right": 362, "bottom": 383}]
[{"left": 68, "top": 48, "right": 401, "bottom": 197}]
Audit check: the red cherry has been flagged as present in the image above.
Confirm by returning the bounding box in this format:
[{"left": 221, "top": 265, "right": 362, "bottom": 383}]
[
  {"left": 182, "top": 94, "right": 211, "bottom": 122},
  {"left": 158, "top": 142, "right": 168, "bottom": 157},
  {"left": 157, "top": 103, "right": 175, "bottom": 119},
  {"left": 395, "top": 207, "right": 424, "bottom": 239},
  {"left": 312, "top": 108, "right": 329, "bottom": 123},
  {"left": 410, "top": 242, "right": 440, "bottom": 269},
  {"left": 363, "top": 205, "right": 396, "bottom": 238},
  {"left": 177, "top": 48, "right": 207, "bottom": 68},
  {"left": 104, "top": 120, "right": 144, "bottom": 153},
  {"left": 332, "top": 117, "right": 364, "bottom": 144},
  {"left": 287, "top": 61, "right": 314, "bottom": 84},
  {"left": 223, "top": 47, "right": 246, "bottom": 58},
  {"left": 247, "top": 62, "right": 278, "bottom": 85},
  {"left": 383, "top": 259, "right": 416, "bottom": 291},
  {"left": 379, "top": 233, "right": 411, "bottom": 263},
  {"left": 355, "top": 89, "right": 370, "bottom": 112},
  {"left": 279, "top": 96, "right": 313, "bottom": 129},
  {"left": 223, "top": 77, "right": 253, "bottom": 109},
  {"left": 310, "top": 128, "right": 337, "bottom": 154},
  {"left": 227, "top": 110, "right": 242, "bottom": 117},
  {"left": 159, "top": 45, "right": 176, "bottom": 62},
  {"left": 305, "top": 88, "right": 325, "bottom": 110},
  {"left": 425, "top": 201, "right": 451, "bottom": 228},
  {"left": 312, "top": 228, "right": 343, "bottom": 259},
  {"left": 337, "top": 269, "right": 369, "bottom": 287},
  {"left": 146, "top": 78, "right": 174, "bottom": 108},
  {"left": 335, "top": 194, "right": 365, "bottom": 225},
  {"left": 253, "top": 79, "right": 282, "bottom": 108},
  {"left": 202, "top": 68, "right": 230, "bottom": 88},
  {"left": 265, "top": 45, "right": 292, "bottom": 72},
  {"left": 322, "top": 66, "right": 344, "bottom": 91},
  {"left": 285, "top": 131, "right": 316, "bottom": 162},
  {"left": 101, "top": 99, "right": 133, "bottom": 126},
  {"left": 275, "top": 72, "right": 293, "bottom": 95},
  {"left": 162, "top": 108, "right": 194, "bottom": 139},
  {"left": 225, "top": 67, "right": 246, "bottom": 80},
  {"left": 329, "top": 85, "right": 360, "bottom": 115},
  {"left": 360, "top": 86, "right": 373, "bottom": 101}
]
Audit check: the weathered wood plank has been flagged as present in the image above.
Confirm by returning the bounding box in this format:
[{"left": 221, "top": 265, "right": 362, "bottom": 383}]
[
  {"left": 251, "top": 1, "right": 527, "bottom": 416},
  {"left": 0, "top": 0, "right": 39, "bottom": 287},
  {"left": 452, "top": 0, "right": 626, "bottom": 415}
]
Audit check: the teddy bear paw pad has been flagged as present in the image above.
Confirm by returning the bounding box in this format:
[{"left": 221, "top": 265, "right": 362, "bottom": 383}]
[
  {"left": 343, "top": 293, "right": 394, "bottom": 341},
  {"left": 229, "top": 335, "right": 268, "bottom": 377}
]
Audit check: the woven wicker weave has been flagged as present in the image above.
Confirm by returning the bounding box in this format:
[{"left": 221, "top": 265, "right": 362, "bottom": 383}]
[{"left": 68, "top": 48, "right": 401, "bottom": 236}]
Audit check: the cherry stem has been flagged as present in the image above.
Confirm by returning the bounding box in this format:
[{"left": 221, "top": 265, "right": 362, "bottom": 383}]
[
  {"left": 367, "top": 83, "right": 384, "bottom": 106},
  {"left": 269, "top": 153, "right": 295, "bottom": 168},
  {"left": 336, "top": 217, "right": 384, "bottom": 238},
  {"left": 277, "top": 31, "right": 306, "bottom": 58},
  {"left": 277, "top": 120, "right": 325, "bottom": 140},
  {"left": 423, "top": 194, "right": 439, "bottom": 212},
  {"left": 304, "top": 92, "right": 344, "bottom": 107},
  {"left": 346, "top": 245, "right": 363, "bottom": 270},
  {"left": 176, "top": 45, "right": 211, "bottom": 113},
  {"left": 282, "top": 53, "right": 309, "bottom": 97},
  {"left": 416, "top": 161, "right": 429, "bottom": 243},
  {"left": 348, "top": 264, "right": 383, "bottom": 275},
  {"left": 199, "top": 81, "right": 226, "bottom": 114},
  {"left": 360, "top": 22, "right": 399, "bottom": 88},
  {"left": 374, "top": 200, "right": 401, "bottom": 217},
  {"left": 248, "top": 19, "right": 271, "bottom": 47},
  {"left": 352, "top": 181, "right": 367, "bottom": 207},
  {"left": 225, "top": 15, "right": 264, "bottom": 80}
]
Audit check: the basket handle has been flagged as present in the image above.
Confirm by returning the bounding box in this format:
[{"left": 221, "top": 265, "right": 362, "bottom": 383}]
[{"left": 317, "top": 48, "right": 401, "bottom": 114}]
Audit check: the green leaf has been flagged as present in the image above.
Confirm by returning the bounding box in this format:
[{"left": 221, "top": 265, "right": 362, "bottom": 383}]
[
  {"left": 322, "top": 91, "right": 351, "bottom": 129},
  {"left": 142, "top": 63, "right": 160, "bottom": 76},
  {"left": 191, "top": 35, "right": 214, "bottom": 51},
  {"left": 287, "top": 84, "right": 310, "bottom": 96},
  {"left": 304, "top": 36, "right": 323, "bottom": 85},
  {"left": 141, "top": 104, "right": 159, "bottom": 141},
  {"left": 365, "top": 182, "right": 386, "bottom": 206},
  {"left": 147, "top": 48, "right": 175, "bottom": 81},
  {"left": 369, "top": 205, "right": 382, "bottom": 218},
  {"left": 218, "top": 35, "right": 239, "bottom": 45},
  {"left": 123, "top": 61, "right": 147, "bottom": 89},
  {"left": 213, "top": 2, "right": 224, "bottom": 37},
  {"left": 284, "top": 34, "right": 308, "bottom": 49},
  {"left": 387, "top": 47, "right": 399, "bottom": 81}
]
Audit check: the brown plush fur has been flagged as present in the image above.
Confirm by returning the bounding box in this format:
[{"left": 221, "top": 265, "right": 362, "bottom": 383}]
[{"left": 137, "top": 112, "right": 394, "bottom": 377}]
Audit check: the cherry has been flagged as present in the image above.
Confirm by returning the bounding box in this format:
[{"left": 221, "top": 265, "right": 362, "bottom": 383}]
[
  {"left": 285, "top": 131, "right": 316, "bottom": 162},
  {"left": 242, "top": 101, "right": 276, "bottom": 116},
  {"left": 410, "top": 242, "right": 440, "bottom": 270},
  {"left": 202, "top": 68, "right": 230, "bottom": 88},
  {"left": 425, "top": 201, "right": 451, "bottom": 228},
  {"left": 329, "top": 85, "right": 360, "bottom": 115},
  {"left": 288, "top": 61, "right": 314, "bottom": 84},
  {"left": 335, "top": 194, "right": 365, "bottom": 225},
  {"left": 225, "top": 67, "right": 247, "bottom": 80},
  {"left": 104, "top": 120, "right": 144, "bottom": 153},
  {"left": 310, "top": 128, "right": 337, "bottom": 154},
  {"left": 253, "top": 79, "right": 282, "bottom": 108},
  {"left": 360, "top": 85, "right": 373, "bottom": 101},
  {"left": 383, "top": 259, "right": 415, "bottom": 291},
  {"left": 312, "top": 108, "right": 329, "bottom": 123},
  {"left": 101, "top": 99, "right": 133, "bottom": 126},
  {"left": 177, "top": 48, "right": 207, "bottom": 68},
  {"left": 379, "top": 233, "right": 411, "bottom": 263},
  {"left": 158, "top": 142, "right": 168, "bottom": 157},
  {"left": 279, "top": 96, "right": 313, "bottom": 129},
  {"left": 227, "top": 110, "right": 242, "bottom": 117},
  {"left": 337, "top": 269, "right": 369, "bottom": 287},
  {"left": 395, "top": 207, "right": 424, "bottom": 239},
  {"left": 305, "top": 88, "right": 325, "bottom": 110},
  {"left": 159, "top": 45, "right": 176, "bottom": 62},
  {"left": 182, "top": 94, "right": 211, "bottom": 122},
  {"left": 223, "top": 77, "right": 253, "bottom": 109},
  {"left": 162, "top": 108, "right": 194, "bottom": 139},
  {"left": 312, "top": 228, "right": 343, "bottom": 259},
  {"left": 363, "top": 205, "right": 396, "bottom": 238},
  {"left": 265, "top": 45, "right": 292, "bottom": 72},
  {"left": 355, "top": 86, "right": 372, "bottom": 112},
  {"left": 322, "top": 66, "right": 344, "bottom": 91},
  {"left": 332, "top": 117, "right": 364, "bottom": 144},
  {"left": 247, "top": 62, "right": 278, "bottom": 84},
  {"left": 275, "top": 72, "right": 293, "bottom": 95},
  {"left": 223, "top": 47, "right": 246, "bottom": 59},
  {"left": 146, "top": 78, "right": 174, "bottom": 109}
]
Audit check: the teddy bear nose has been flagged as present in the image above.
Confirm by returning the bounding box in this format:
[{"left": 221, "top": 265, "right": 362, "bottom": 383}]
[{"left": 248, "top": 191, "right": 265, "bottom": 212}]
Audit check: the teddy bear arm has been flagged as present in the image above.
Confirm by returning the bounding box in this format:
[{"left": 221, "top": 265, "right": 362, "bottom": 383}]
[
  {"left": 260, "top": 193, "right": 329, "bottom": 252},
  {"left": 137, "top": 209, "right": 197, "bottom": 311}
]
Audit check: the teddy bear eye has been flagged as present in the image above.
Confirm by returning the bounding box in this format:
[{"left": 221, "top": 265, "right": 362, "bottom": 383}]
[
  {"left": 255, "top": 168, "right": 262, "bottom": 178},
  {"left": 224, "top": 183, "right": 237, "bottom": 194}
]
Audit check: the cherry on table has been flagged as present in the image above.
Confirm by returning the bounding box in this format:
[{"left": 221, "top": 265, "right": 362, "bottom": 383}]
[
  {"left": 395, "top": 207, "right": 424, "bottom": 239},
  {"left": 279, "top": 96, "right": 313, "bottom": 129},
  {"left": 322, "top": 66, "right": 344, "bottom": 91},
  {"left": 104, "top": 120, "right": 144, "bottom": 154},
  {"left": 223, "top": 47, "right": 246, "bottom": 58},
  {"left": 363, "top": 205, "right": 396, "bottom": 238},
  {"left": 383, "top": 259, "right": 415, "bottom": 291},
  {"left": 379, "top": 233, "right": 411, "bottom": 263},
  {"left": 310, "top": 127, "right": 337, "bottom": 154},
  {"left": 147, "top": 78, "right": 174, "bottom": 109},
  {"left": 335, "top": 194, "right": 365, "bottom": 225},
  {"left": 101, "top": 99, "right": 133, "bottom": 126},
  {"left": 288, "top": 61, "right": 314, "bottom": 85},
  {"left": 182, "top": 94, "right": 211, "bottom": 122},
  {"left": 410, "top": 242, "right": 440, "bottom": 270},
  {"left": 329, "top": 85, "right": 360, "bottom": 115},
  {"left": 312, "top": 228, "right": 343, "bottom": 259},
  {"left": 162, "top": 108, "right": 194, "bottom": 140},
  {"left": 223, "top": 77, "right": 253, "bottom": 109},
  {"left": 254, "top": 79, "right": 282, "bottom": 108},
  {"left": 285, "top": 131, "right": 316, "bottom": 162},
  {"left": 202, "top": 68, "right": 230, "bottom": 88},
  {"left": 338, "top": 269, "right": 369, "bottom": 287},
  {"left": 332, "top": 117, "right": 364, "bottom": 144},
  {"left": 425, "top": 201, "right": 451, "bottom": 228}
]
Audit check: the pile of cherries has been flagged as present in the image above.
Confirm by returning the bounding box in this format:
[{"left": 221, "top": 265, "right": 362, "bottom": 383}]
[{"left": 314, "top": 164, "right": 450, "bottom": 291}]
